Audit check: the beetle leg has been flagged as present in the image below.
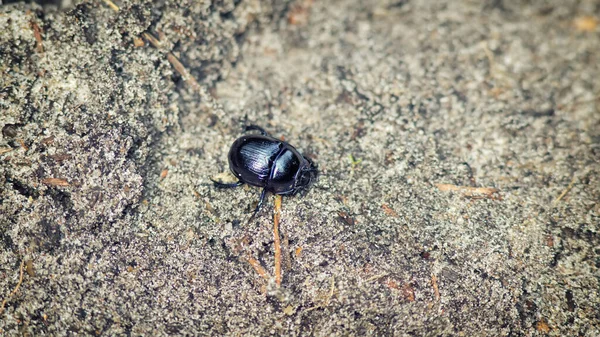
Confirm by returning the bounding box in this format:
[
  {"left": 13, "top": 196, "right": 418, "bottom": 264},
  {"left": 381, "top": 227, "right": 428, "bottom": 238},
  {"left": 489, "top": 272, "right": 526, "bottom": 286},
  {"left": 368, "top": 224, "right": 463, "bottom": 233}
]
[
  {"left": 244, "top": 125, "right": 269, "bottom": 136},
  {"left": 211, "top": 179, "right": 243, "bottom": 188},
  {"left": 248, "top": 188, "right": 268, "bottom": 223}
]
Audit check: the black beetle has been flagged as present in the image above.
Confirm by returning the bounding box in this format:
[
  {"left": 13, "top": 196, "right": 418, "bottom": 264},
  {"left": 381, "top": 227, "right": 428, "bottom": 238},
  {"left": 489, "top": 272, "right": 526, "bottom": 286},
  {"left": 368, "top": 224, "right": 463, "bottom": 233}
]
[{"left": 212, "top": 125, "right": 318, "bottom": 221}]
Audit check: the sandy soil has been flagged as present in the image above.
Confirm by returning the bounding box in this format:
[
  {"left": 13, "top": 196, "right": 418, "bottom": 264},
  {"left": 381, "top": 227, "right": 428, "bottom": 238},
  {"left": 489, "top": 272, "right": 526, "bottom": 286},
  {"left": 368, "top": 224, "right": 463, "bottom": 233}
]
[{"left": 1, "top": 0, "right": 599, "bottom": 335}]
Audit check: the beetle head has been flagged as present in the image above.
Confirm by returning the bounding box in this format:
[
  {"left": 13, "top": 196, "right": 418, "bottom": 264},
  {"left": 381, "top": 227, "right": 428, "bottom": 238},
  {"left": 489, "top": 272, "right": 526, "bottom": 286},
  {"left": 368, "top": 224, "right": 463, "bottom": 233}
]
[{"left": 294, "top": 156, "right": 318, "bottom": 193}]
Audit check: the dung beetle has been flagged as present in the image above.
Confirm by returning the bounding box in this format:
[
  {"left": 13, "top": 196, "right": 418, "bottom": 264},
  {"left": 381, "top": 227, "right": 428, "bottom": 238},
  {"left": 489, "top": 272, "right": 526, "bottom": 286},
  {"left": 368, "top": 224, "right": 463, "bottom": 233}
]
[{"left": 212, "top": 125, "right": 318, "bottom": 221}]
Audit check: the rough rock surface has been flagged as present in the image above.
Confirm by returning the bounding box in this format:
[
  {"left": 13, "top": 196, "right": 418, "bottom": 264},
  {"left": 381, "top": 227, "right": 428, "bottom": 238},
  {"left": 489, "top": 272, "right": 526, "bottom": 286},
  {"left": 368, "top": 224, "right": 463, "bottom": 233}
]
[{"left": 1, "top": 0, "right": 599, "bottom": 335}]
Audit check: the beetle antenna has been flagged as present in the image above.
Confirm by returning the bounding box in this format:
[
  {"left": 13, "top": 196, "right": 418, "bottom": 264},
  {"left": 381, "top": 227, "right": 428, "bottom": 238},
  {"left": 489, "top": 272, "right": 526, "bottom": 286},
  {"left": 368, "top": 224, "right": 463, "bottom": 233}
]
[{"left": 305, "top": 157, "right": 319, "bottom": 183}]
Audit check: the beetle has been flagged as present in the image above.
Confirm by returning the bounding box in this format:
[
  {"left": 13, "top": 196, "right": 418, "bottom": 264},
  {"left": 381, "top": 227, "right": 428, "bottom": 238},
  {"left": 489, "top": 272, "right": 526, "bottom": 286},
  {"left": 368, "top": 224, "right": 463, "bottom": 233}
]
[{"left": 212, "top": 125, "right": 318, "bottom": 221}]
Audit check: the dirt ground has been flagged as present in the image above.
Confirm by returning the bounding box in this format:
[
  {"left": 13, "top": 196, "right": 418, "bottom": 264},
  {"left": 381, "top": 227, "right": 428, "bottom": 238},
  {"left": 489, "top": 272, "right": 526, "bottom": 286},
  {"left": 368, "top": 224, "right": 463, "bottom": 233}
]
[{"left": 1, "top": 0, "right": 599, "bottom": 335}]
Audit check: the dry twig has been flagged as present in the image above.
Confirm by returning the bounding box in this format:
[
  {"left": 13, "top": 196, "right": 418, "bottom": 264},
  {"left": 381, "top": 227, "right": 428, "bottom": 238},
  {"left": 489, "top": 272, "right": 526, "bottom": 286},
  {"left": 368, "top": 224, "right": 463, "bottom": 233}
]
[
  {"left": 102, "top": 0, "right": 120, "bottom": 11},
  {"left": 273, "top": 195, "right": 283, "bottom": 286},
  {"left": 30, "top": 21, "right": 44, "bottom": 53},
  {"left": 431, "top": 274, "right": 440, "bottom": 301},
  {"left": 0, "top": 260, "right": 26, "bottom": 315},
  {"left": 435, "top": 183, "right": 500, "bottom": 199},
  {"left": 102, "top": 0, "right": 201, "bottom": 93},
  {"left": 166, "top": 52, "right": 201, "bottom": 92},
  {"left": 245, "top": 256, "right": 270, "bottom": 282},
  {"left": 305, "top": 276, "right": 336, "bottom": 312},
  {"left": 382, "top": 204, "right": 398, "bottom": 217},
  {"left": 42, "top": 178, "right": 69, "bottom": 186}
]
